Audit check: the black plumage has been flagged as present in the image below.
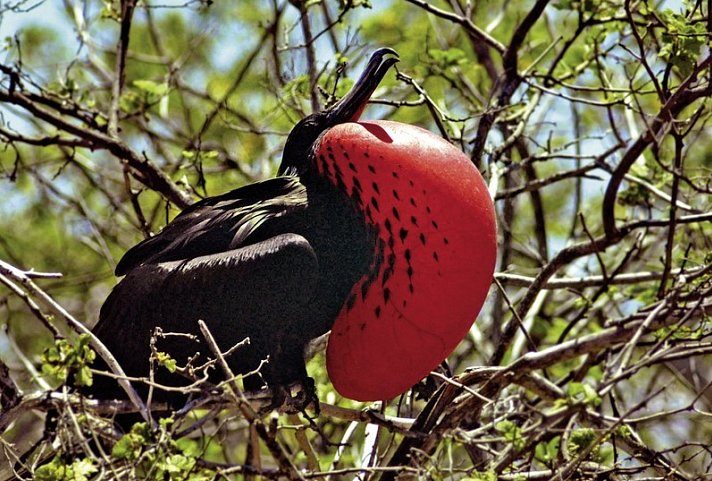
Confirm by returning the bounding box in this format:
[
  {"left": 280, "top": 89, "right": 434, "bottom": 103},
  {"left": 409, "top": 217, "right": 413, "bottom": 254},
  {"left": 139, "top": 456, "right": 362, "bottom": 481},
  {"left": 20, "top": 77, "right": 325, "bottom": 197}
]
[{"left": 89, "top": 49, "right": 399, "bottom": 407}]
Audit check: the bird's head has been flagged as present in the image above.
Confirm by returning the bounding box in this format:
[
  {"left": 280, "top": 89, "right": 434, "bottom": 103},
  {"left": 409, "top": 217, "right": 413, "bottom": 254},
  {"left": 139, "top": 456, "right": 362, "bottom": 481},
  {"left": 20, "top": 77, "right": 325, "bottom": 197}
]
[{"left": 279, "top": 48, "right": 399, "bottom": 177}]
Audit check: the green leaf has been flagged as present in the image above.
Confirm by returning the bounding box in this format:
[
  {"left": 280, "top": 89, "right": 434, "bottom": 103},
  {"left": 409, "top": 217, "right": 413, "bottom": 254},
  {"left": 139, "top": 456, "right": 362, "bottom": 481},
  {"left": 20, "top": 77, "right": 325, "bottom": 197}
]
[
  {"left": 587, "top": 365, "right": 604, "bottom": 382},
  {"left": 70, "top": 459, "right": 97, "bottom": 481},
  {"left": 119, "top": 91, "right": 140, "bottom": 113},
  {"left": 535, "top": 436, "right": 560, "bottom": 464},
  {"left": 74, "top": 366, "right": 93, "bottom": 387},
  {"left": 616, "top": 424, "right": 633, "bottom": 439},
  {"left": 568, "top": 427, "right": 597, "bottom": 457},
  {"left": 34, "top": 456, "right": 64, "bottom": 481},
  {"left": 40, "top": 335, "right": 95, "bottom": 386},
  {"left": 159, "top": 416, "right": 176, "bottom": 429},
  {"left": 429, "top": 48, "right": 466, "bottom": 68},
  {"left": 156, "top": 351, "right": 178, "bottom": 373},
  {"left": 134, "top": 79, "right": 170, "bottom": 97},
  {"left": 659, "top": 10, "right": 705, "bottom": 76},
  {"left": 495, "top": 420, "right": 525, "bottom": 451},
  {"left": 112, "top": 422, "right": 150, "bottom": 460},
  {"left": 34, "top": 457, "right": 95, "bottom": 481},
  {"left": 161, "top": 453, "right": 196, "bottom": 473},
  {"left": 111, "top": 434, "right": 139, "bottom": 460},
  {"left": 618, "top": 182, "right": 650, "bottom": 206},
  {"left": 567, "top": 382, "right": 602, "bottom": 407}
]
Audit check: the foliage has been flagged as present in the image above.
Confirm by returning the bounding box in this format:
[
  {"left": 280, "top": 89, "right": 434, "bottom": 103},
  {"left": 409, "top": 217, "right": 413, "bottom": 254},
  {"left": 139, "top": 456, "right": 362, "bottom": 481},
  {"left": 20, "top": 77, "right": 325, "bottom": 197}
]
[
  {"left": 1, "top": 0, "right": 711, "bottom": 480},
  {"left": 34, "top": 456, "right": 97, "bottom": 481},
  {"left": 41, "top": 334, "right": 96, "bottom": 387}
]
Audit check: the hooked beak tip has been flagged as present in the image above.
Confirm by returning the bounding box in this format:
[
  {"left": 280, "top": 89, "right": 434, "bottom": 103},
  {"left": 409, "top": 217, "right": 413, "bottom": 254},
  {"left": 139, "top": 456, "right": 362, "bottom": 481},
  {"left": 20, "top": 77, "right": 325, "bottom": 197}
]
[{"left": 327, "top": 48, "right": 400, "bottom": 124}]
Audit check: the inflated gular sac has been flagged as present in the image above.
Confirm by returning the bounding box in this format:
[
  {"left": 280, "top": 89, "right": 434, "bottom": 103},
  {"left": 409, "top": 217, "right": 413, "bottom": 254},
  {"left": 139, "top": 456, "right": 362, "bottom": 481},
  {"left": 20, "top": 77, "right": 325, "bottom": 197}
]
[{"left": 319, "top": 120, "right": 497, "bottom": 401}]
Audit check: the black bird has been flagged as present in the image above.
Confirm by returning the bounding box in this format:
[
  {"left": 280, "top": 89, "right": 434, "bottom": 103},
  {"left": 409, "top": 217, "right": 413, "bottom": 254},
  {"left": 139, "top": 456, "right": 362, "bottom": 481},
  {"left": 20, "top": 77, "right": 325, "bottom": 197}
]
[
  {"left": 89, "top": 49, "right": 400, "bottom": 408},
  {"left": 90, "top": 47, "right": 498, "bottom": 410}
]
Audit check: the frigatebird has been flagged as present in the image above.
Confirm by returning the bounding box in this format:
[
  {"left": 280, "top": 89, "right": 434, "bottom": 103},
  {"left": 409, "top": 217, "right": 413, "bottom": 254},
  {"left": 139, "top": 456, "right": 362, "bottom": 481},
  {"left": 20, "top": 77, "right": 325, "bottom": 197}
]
[{"left": 90, "top": 48, "right": 497, "bottom": 409}]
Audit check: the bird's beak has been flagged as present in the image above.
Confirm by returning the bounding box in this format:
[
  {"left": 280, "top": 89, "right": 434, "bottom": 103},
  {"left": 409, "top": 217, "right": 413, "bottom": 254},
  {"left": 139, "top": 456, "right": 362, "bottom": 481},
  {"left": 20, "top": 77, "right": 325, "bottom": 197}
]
[{"left": 326, "top": 48, "right": 399, "bottom": 125}]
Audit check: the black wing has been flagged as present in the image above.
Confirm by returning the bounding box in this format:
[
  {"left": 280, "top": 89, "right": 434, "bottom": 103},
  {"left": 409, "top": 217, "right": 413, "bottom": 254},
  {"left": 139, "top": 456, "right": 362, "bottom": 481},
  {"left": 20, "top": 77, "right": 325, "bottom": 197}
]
[
  {"left": 115, "top": 176, "right": 308, "bottom": 275},
  {"left": 92, "top": 233, "right": 320, "bottom": 401}
]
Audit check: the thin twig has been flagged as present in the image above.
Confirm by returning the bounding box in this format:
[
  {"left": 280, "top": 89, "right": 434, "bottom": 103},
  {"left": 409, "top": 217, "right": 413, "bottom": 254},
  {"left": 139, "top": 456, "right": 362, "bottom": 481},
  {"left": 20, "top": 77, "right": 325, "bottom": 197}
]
[{"left": 198, "top": 320, "right": 305, "bottom": 481}]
